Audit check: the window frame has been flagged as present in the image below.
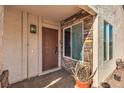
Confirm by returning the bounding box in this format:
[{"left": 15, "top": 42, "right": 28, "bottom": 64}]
[
  {"left": 104, "top": 21, "right": 113, "bottom": 62},
  {"left": 63, "top": 21, "right": 84, "bottom": 62},
  {"left": 109, "top": 24, "right": 113, "bottom": 60}
]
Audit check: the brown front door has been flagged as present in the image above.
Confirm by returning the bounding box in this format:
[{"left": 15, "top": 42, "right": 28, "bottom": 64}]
[{"left": 42, "top": 27, "right": 58, "bottom": 71}]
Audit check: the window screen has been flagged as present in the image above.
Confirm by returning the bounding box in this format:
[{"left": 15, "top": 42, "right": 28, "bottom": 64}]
[
  {"left": 109, "top": 24, "right": 113, "bottom": 60},
  {"left": 104, "top": 21, "right": 113, "bottom": 61},
  {"left": 72, "top": 23, "right": 83, "bottom": 60},
  {"left": 104, "top": 21, "right": 108, "bottom": 61}
]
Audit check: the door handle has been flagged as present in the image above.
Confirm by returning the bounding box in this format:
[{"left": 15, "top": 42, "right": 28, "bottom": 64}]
[{"left": 55, "top": 46, "right": 58, "bottom": 55}]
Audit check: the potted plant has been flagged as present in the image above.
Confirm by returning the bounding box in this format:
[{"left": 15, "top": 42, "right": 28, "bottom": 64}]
[{"left": 71, "top": 62, "right": 97, "bottom": 88}]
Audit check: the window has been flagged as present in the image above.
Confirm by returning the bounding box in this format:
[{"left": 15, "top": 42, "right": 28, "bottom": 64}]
[
  {"left": 104, "top": 21, "right": 113, "bottom": 61},
  {"left": 63, "top": 22, "right": 83, "bottom": 61},
  {"left": 64, "top": 28, "right": 71, "bottom": 57}
]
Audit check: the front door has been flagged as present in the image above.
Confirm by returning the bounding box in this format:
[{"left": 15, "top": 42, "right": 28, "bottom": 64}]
[{"left": 42, "top": 27, "right": 58, "bottom": 71}]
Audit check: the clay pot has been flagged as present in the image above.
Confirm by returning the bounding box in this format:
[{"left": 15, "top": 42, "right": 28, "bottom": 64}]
[{"left": 75, "top": 79, "right": 93, "bottom": 88}]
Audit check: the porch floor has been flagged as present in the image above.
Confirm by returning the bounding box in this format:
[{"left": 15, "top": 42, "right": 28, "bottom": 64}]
[
  {"left": 105, "top": 68, "right": 124, "bottom": 88},
  {"left": 9, "top": 69, "right": 75, "bottom": 88}
]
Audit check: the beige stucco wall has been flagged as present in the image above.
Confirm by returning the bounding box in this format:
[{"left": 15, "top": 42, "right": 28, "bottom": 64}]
[
  {"left": 3, "top": 7, "right": 23, "bottom": 83},
  {"left": 96, "top": 5, "right": 124, "bottom": 86},
  {"left": 3, "top": 6, "right": 59, "bottom": 84}
]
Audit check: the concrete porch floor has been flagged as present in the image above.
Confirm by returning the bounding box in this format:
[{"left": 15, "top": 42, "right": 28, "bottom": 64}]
[
  {"left": 105, "top": 68, "right": 124, "bottom": 88},
  {"left": 9, "top": 69, "right": 75, "bottom": 88}
]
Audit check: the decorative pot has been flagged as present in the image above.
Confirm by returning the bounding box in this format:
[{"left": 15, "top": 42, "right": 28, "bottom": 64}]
[{"left": 75, "top": 79, "right": 93, "bottom": 88}]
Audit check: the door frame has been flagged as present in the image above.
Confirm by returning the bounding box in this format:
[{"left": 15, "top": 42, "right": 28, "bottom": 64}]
[{"left": 40, "top": 23, "right": 61, "bottom": 75}]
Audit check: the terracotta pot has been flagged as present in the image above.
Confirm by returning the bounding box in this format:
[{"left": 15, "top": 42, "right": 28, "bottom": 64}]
[{"left": 75, "top": 79, "right": 93, "bottom": 88}]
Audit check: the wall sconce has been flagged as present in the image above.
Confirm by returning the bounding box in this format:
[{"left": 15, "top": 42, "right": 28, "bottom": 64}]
[{"left": 30, "top": 24, "right": 37, "bottom": 33}]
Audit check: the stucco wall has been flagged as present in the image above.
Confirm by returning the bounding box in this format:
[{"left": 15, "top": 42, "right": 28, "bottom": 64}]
[
  {"left": 92, "top": 15, "right": 99, "bottom": 87},
  {"left": 96, "top": 5, "right": 124, "bottom": 86},
  {"left": 3, "top": 6, "right": 59, "bottom": 84},
  {"left": 3, "top": 7, "right": 23, "bottom": 83}
]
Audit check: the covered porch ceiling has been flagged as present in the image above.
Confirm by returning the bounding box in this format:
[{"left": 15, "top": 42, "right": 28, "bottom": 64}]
[{"left": 6, "top": 5, "right": 83, "bottom": 22}]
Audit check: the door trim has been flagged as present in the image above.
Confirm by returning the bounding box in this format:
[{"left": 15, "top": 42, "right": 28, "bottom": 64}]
[
  {"left": 41, "top": 67, "right": 61, "bottom": 76},
  {"left": 40, "top": 23, "right": 61, "bottom": 74}
]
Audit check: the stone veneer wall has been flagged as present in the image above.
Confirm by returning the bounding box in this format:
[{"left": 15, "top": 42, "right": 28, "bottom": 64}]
[
  {"left": 61, "top": 6, "right": 124, "bottom": 87},
  {"left": 61, "top": 13, "right": 93, "bottom": 71}
]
